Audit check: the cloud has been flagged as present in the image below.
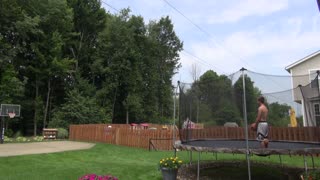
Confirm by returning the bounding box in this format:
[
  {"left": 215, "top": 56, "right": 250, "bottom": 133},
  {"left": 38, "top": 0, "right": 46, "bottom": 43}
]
[
  {"left": 207, "top": 0, "right": 288, "bottom": 24},
  {"left": 187, "top": 17, "right": 320, "bottom": 74}
]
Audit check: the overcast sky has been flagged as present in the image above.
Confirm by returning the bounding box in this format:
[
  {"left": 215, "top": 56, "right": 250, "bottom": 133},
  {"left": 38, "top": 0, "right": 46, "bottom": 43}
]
[{"left": 102, "top": 0, "right": 320, "bottom": 83}]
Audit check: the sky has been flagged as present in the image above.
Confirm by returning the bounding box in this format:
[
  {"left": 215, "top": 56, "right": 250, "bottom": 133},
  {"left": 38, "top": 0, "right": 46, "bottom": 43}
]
[{"left": 102, "top": 0, "right": 320, "bottom": 84}]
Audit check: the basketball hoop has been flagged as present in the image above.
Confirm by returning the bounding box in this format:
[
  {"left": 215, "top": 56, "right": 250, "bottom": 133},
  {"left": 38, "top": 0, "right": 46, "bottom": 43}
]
[{"left": 8, "top": 112, "right": 15, "bottom": 119}]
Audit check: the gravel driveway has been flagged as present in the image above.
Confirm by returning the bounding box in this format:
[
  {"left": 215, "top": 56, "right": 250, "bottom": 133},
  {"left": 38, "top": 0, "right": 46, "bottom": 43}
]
[{"left": 0, "top": 141, "right": 95, "bottom": 157}]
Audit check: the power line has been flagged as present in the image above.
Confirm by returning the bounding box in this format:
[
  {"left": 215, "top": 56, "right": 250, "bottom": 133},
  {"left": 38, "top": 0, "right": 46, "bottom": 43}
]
[
  {"left": 101, "top": 1, "right": 119, "bottom": 12},
  {"left": 162, "top": 0, "right": 290, "bottom": 90},
  {"left": 161, "top": 0, "right": 256, "bottom": 71},
  {"left": 182, "top": 50, "right": 228, "bottom": 75},
  {"left": 162, "top": 0, "right": 211, "bottom": 37}
]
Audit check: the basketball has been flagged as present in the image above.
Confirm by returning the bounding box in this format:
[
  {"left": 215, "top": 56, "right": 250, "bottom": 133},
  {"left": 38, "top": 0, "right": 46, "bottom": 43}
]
[{"left": 250, "top": 123, "right": 257, "bottom": 131}]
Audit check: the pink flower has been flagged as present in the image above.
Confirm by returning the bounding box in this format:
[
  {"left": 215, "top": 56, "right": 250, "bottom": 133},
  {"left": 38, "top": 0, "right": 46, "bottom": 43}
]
[{"left": 79, "top": 174, "right": 118, "bottom": 180}]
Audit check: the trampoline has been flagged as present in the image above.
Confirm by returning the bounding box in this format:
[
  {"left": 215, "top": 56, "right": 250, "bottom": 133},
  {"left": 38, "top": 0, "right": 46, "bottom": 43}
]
[
  {"left": 174, "top": 139, "right": 320, "bottom": 180},
  {"left": 174, "top": 69, "right": 320, "bottom": 179},
  {"left": 175, "top": 139, "right": 320, "bottom": 156}
]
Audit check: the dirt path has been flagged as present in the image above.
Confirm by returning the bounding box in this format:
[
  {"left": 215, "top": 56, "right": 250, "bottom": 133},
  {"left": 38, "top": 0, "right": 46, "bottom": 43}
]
[{"left": 0, "top": 141, "right": 95, "bottom": 157}]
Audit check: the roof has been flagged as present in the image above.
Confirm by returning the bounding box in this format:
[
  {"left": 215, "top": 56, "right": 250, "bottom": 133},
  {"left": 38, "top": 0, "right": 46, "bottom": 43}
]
[{"left": 285, "top": 50, "right": 320, "bottom": 73}]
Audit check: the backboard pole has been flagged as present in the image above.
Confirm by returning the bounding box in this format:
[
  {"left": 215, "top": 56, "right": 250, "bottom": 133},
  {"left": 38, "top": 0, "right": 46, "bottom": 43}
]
[{"left": 0, "top": 116, "right": 4, "bottom": 144}]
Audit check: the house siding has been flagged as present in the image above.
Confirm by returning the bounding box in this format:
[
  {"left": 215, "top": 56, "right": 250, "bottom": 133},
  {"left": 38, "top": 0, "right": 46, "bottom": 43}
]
[{"left": 290, "top": 55, "right": 320, "bottom": 102}]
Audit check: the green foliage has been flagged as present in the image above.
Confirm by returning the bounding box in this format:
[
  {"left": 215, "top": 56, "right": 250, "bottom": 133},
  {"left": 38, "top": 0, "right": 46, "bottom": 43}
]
[
  {"left": 0, "top": 64, "right": 25, "bottom": 103},
  {"left": 159, "top": 157, "right": 183, "bottom": 169},
  {"left": 0, "top": 1, "right": 182, "bottom": 133},
  {"left": 267, "top": 102, "right": 290, "bottom": 127},
  {"left": 234, "top": 75, "right": 261, "bottom": 123},
  {"left": 49, "top": 89, "right": 110, "bottom": 129},
  {"left": 57, "top": 128, "right": 69, "bottom": 139},
  {"left": 4, "top": 136, "right": 13, "bottom": 142},
  {"left": 13, "top": 130, "right": 23, "bottom": 138},
  {"left": 184, "top": 70, "right": 241, "bottom": 126},
  {"left": 32, "top": 136, "right": 44, "bottom": 142},
  {"left": 215, "top": 105, "right": 241, "bottom": 126},
  {"left": 15, "top": 136, "right": 28, "bottom": 142},
  {"left": 4, "top": 136, "right": 44, "bottom": 142},
  {"left": 4, "top": 129, "right": 14, "bottom": 138}
]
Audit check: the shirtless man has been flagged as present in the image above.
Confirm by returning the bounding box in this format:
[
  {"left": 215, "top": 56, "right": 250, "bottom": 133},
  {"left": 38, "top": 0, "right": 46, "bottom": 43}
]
[{"left": 254, "top": 96, "right": 269, "bottom": 148}]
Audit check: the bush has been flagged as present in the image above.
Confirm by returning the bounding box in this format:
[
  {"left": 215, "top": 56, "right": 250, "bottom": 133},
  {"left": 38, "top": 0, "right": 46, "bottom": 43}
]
[
  {"left": 13, "top": 130, "right": 23, "bottom": 138},
  {"left": 49, "top": 89, "right": 109, "bottom": 129},
  {"left": 4, "top": 136, "right": 13, "bottom": 142},
  {"left": 57, "top": 128, "right": 68, "bottom": 139},
  {"left": 15, "top": 136, "right": 27, "bottom": 142},
  {"left": 4, "top": 129, "right": 14, "bottom": 137},
  {"left": 33, "top": 136, "right": 44, "bottom": 142}
]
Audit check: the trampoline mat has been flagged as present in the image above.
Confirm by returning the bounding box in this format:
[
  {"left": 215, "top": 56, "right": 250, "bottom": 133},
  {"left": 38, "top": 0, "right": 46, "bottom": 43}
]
[{"left": 176, "top": 139, "right": 320, "bottom": 155}]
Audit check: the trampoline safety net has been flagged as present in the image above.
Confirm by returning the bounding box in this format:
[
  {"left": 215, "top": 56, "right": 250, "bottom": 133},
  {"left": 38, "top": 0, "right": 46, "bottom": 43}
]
[{"left": 178, "top": 69, "right": 320, "bottom": 143}]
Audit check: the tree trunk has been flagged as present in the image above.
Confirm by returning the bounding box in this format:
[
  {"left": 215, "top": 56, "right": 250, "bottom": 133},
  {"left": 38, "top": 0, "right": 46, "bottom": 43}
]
[
  {"left": 126, "top": 109, "right": 129, "bottom": 124},
  {"left": 33, "top": 81, "right": 39, "bottom": 136},
  {"left": 112, "top": 86, "right": 118, "bottom": 122},
  {"left": 5, "top": 119, "right": 8, "bottom": 131},
  {"left": 43, "top": 79, "right": 51, "bottom": 129}
]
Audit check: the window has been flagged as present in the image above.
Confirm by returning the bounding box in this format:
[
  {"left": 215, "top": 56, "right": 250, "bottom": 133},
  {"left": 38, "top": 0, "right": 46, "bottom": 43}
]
[
  {"left": 309, "top": 69, "right": 320, "bottom": 89},
  {"left": 315, "top": 103, "right": 320, "bottom": 116},
  {"left": 315, "top": 103, "right": 320, "bottom": 126}
]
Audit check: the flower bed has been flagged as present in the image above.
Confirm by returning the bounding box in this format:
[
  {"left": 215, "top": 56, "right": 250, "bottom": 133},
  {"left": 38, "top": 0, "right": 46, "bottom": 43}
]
[{"left": 79, "top": 174, "right": 118, "bottom": 180}]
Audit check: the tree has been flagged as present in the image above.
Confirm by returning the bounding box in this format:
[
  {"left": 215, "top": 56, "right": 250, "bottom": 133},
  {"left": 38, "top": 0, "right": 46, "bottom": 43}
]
[
  {"left": 0, "top": 64, "right": 26, "bottom": 130},
  {"left": 190, "top": 63, "right": 201, "bottom": 82},
  {"left": 29, "top": 0, "right": 74, "bottom": 130},
  {"left": 234, "top": 75, "right": 261, "bottom": 123},
  {"left": 267, "top": 102, "right": 290, "bottom": 126},
  {"left": 148, "top": 16, "right": 183, "bottom": 118},
  {"left": 0, "top": 3, "right": 184, "bottom": 134},
  {"left": 0, "top": 64, "right": 25, "bottom": 104},
  {"left": 66, "top": 0, "right": 106, "bottom": 76},
  {"left": 187, "top": 70, "right": 241, "bottom": 125},
  {"left": 49, "top": 89, "right": 109, "bottom": 129}
]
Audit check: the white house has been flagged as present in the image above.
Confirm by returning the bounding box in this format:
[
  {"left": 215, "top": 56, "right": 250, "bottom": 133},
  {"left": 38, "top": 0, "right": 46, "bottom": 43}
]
[{"left": 285, "top": 50, "right": 320, "bottom": 126}]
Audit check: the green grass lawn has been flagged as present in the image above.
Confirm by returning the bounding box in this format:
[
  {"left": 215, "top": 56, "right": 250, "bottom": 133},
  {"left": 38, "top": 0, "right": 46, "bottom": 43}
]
[{"left": 0, "top": 142, "right": 318, "bottom": 180}]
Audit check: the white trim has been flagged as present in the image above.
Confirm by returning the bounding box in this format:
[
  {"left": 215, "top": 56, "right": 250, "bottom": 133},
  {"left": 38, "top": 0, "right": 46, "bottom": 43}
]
[
  {"left": 290, "top": 69, "right": 294, "bottom": 101},
  {"left": 302, "top": 99, "right": 306, "bottom": 127},
  {"left": 285, "top": 50, "right": 320, "bottom": 72}
]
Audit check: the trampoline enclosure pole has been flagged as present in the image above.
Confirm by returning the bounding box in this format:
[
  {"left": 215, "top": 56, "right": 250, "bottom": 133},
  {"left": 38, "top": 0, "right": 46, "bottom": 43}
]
[
  {"left": 241, "top": 67, "right": 251, "bottom": 180},
  {"left": 173, "top": 85, "right": 177, "bottom": 155},
  {"left": 197, "top": 152, "right": 200, "bottom": 180}
]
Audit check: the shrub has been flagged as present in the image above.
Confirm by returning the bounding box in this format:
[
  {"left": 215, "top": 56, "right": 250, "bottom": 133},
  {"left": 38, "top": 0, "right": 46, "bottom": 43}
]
[
  {"left": 57, "top": 128, "right": 68, "bottom": 139},
  {"left": 15, "top": 136, "right": 27, "bottom": 142},
  {"left": 4, "top": 129, "right": 14, "bottom": 137},
  {"left": 13, "top": 130, "right": 23, "bottom": 138},
  {"left": 4, "top": 136, "right": 13, "bottom": 142},
  {"left": 33, "top": 136, "right": 44, "bottom": 142}
]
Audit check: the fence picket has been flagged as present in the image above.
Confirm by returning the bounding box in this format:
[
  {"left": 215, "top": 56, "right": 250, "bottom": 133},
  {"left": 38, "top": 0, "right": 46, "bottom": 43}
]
[{"left": 69, "top": 125, "right": 320, "bottom": 150}]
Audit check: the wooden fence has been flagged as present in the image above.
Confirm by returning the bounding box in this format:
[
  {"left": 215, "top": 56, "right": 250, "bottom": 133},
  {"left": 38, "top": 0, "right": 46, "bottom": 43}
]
[
  {"left": 181, "top": 126, "right": 320, "bottom": 142},
  {"left": 69, "top": 125, "right": 320, "bottom": 151},
  {"left": 69, "top": 124, "right": 177, "bottom": 150}
]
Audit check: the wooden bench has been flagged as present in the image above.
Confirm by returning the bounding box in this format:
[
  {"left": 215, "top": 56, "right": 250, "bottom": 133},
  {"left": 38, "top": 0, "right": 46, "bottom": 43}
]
[{"left": 43, "top": 128, "right": 58, "bottom": 139}]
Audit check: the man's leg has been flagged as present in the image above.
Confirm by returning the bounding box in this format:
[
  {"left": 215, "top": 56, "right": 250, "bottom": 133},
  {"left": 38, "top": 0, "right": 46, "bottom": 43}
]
[{"left": 263, "top": 139, "right": 269, "bottom": 148}]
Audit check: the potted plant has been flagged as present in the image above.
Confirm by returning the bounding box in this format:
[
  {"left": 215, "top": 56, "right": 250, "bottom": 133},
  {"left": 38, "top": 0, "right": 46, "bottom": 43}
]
[
  {"left": 78, "top": 174, "right": 118, "bottom": 180},
  {"left": 159, "top": 157, "right": 183, "bottom": 180}
]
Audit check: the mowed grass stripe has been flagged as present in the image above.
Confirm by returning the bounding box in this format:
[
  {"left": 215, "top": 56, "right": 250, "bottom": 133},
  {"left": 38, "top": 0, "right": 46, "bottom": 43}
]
[{"left": 0, "top": 142, "right": 319, "bottom": 180}]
